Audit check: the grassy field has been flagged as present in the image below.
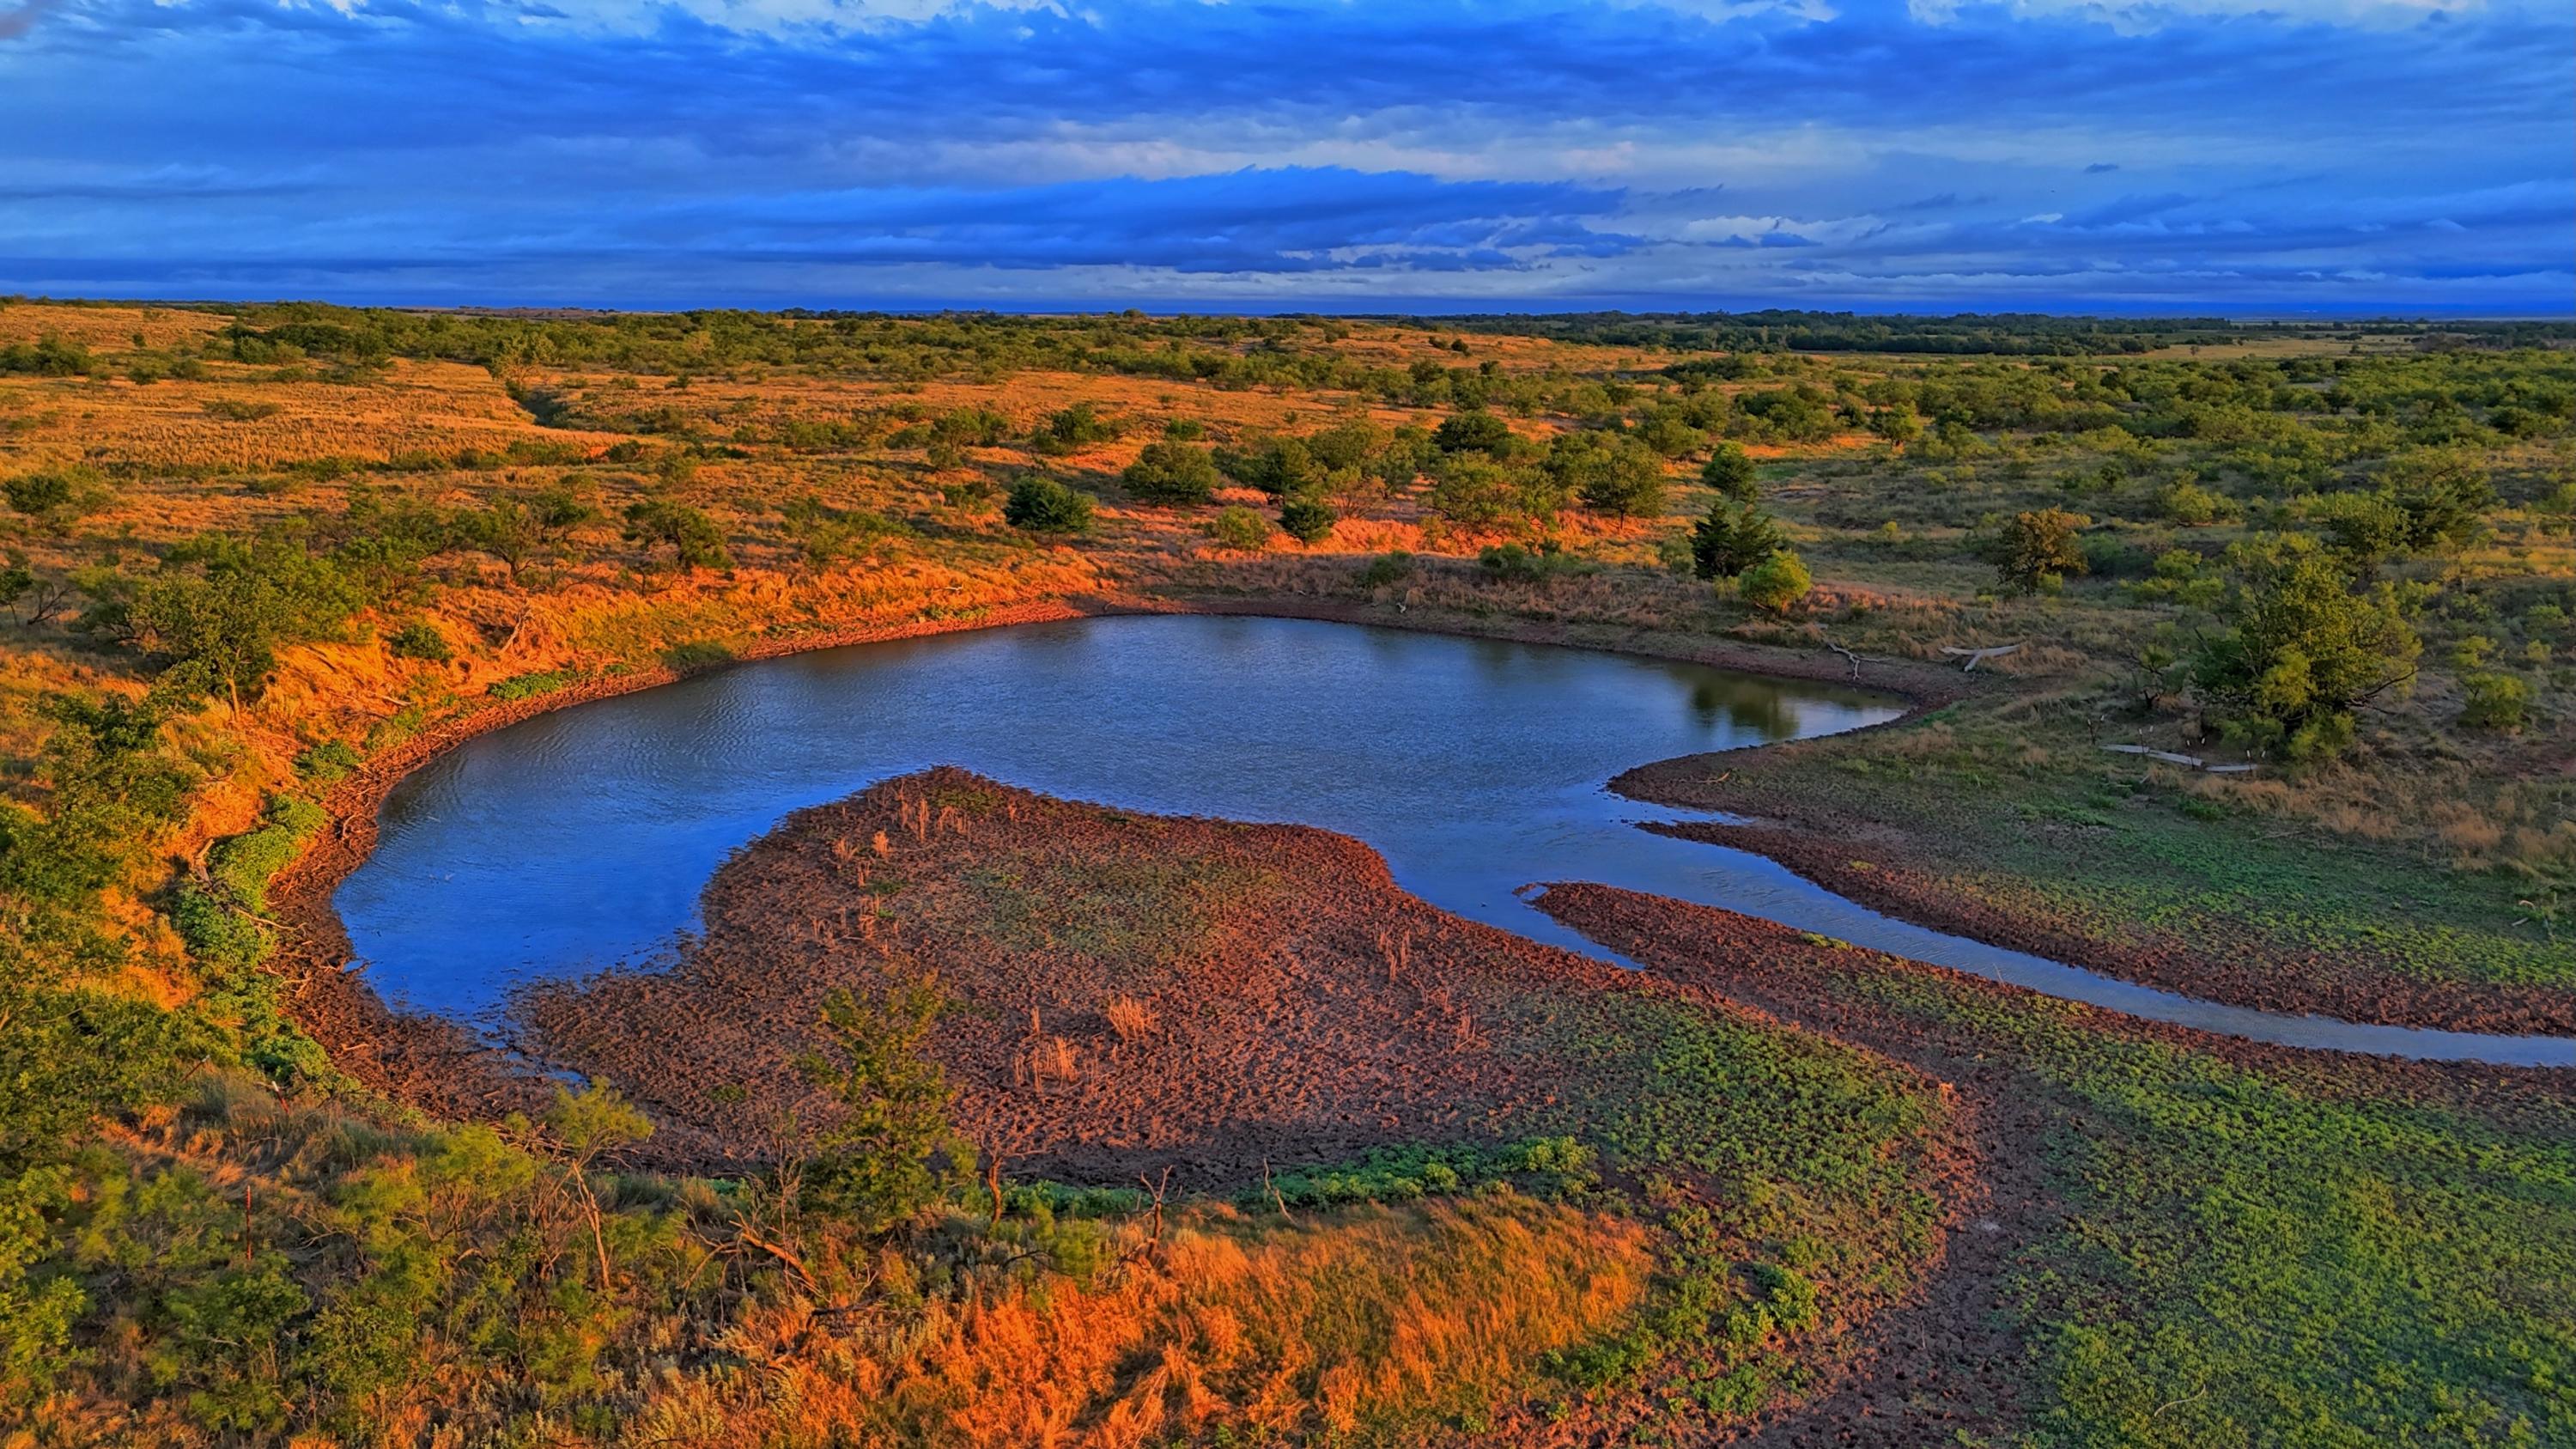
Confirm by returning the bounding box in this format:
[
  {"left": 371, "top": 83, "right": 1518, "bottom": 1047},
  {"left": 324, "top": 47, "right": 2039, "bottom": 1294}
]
[
  {"left": 1544, "top": 883, "right": 2576, "bottom": 1449},
  {"left": 1, "top": 297, "right": 2570, "bottom": 1445}
]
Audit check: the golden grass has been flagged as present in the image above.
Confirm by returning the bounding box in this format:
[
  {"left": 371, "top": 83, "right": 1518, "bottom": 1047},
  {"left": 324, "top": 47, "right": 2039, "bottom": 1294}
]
[
  {"left": 0, "top": 299, "right": 228, "bottom": 350},
  {"left": 633, "top": 1196, "right": 1649, "bottom": 1448},
  {"left": 0, "top": 360, "right": 623, "bottom": 471},
  {"left": 51, "top": 1075, "right": 1652, "bottom": 1449}
]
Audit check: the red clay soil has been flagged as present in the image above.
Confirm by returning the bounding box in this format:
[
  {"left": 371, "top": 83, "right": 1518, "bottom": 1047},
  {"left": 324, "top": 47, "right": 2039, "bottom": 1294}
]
[
  {"left": 1530, "top": 880, "right": 2576, "bottom": 1449},
  {"left": 513, "top": 774, "right": 1551, "bottom": 1180},
  {"left": 1613, "top": 756, "right": 2576, "bottom": 1037}
]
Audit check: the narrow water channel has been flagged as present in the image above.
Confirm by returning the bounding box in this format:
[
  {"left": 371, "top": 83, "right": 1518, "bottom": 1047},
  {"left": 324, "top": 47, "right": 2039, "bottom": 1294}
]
[{"left": 335, "top": 614, "right": 2575, "bottom": 1068}]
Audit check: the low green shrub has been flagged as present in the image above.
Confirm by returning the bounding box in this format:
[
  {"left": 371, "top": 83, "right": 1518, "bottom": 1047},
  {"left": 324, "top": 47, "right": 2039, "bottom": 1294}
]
[
  {"left": 659, "top": 639, "right": 735, "bottom": 674},
  {"left": 1278, "top": 495, "right": 1337, "bottom": 543},
  {"left": 1478, "top": 542, "right": 1581, "bottom": 583},
  {"left": 1002, "top": 477, "right": 1096, "bottom": 534},
  {"left": 1120, "top": 441, "right": 1220, "bottom": 505},
  {"left": 490, "top": 668, "right": 580, "bottom": 702},
  {"left": 293, "top": 740, "right": 361, "bottom": 784},
  {"left": 2458, "top": 671, "right": 2531, "bottom": 731},
  {"left": 1206, "top": 505, "right": 1269, "bottom": 551},
  {"left": 1357, "top": 551, "right": 1414, "bottom": 588},
  {"left": 1247, "top": 1136, "right": 1599, "bottom": 1212},
  {"left": 1737, "top": 550, "right": 1814, "bottom": 614},
  {"left": 386, "top": 622, "right": 451, "bottom": 662}
]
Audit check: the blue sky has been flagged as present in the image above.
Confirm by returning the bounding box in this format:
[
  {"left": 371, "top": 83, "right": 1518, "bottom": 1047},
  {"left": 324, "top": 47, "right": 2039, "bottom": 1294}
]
[{"left": 1, "top": 0, "right": 2568, "bottom": 314}]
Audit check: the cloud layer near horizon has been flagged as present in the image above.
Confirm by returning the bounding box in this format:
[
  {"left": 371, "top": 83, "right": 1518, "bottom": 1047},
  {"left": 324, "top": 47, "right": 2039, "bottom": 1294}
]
[{"left": 1, "top": 0, "right": 2567, "bottom": 313}]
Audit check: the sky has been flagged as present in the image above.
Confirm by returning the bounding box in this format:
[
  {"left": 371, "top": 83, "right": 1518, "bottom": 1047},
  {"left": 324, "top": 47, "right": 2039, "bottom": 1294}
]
[{"left": 0, "top": 0, "right": 2568, "bottom": 315}]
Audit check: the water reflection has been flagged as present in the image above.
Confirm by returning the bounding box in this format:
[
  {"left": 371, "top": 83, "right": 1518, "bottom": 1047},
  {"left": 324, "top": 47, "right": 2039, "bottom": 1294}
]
[{"left": 1689, "top": 674, "right": 1804, "bottom": 735}]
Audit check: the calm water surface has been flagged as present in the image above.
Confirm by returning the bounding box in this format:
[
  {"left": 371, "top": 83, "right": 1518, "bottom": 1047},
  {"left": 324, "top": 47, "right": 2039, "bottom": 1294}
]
[{"left": 337, "top": 615, "right": 2574, "bottom": 1068}]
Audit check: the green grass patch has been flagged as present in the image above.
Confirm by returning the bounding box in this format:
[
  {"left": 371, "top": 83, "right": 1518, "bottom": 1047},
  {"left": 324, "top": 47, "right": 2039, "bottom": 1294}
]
[
  {"left": 489, "top": 667, "right": 582, "bottom": 702},
  {"left": 1826, "top": 960, "right": 2576, "bottom": 1447}
]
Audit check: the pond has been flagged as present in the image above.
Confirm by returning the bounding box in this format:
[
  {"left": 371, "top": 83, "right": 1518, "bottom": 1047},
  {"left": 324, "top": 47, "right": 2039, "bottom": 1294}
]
[{"left": 337, "top": 614, "right": 2574, "bottom": 1067}]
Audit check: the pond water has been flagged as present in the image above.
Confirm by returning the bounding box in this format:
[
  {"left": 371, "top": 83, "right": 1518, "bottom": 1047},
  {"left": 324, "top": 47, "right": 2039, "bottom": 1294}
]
[{"left": 337, "top": 614, "right": 2574, "bottom": 1067}]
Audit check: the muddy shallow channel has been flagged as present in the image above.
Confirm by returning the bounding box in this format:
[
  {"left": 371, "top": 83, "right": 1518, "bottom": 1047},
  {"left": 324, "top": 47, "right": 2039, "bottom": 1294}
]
[{"left": 337, "top": 613, "right": 2575, "bottom": 1067}]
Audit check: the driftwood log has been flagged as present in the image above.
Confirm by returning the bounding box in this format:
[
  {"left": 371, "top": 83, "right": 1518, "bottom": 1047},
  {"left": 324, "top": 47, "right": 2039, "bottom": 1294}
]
[
  {"left": 1938, "top": 642, "right": 2024, "bottom": 672},
  {"left": 2102, "top": 743, "right": 2257, "bottom": 775}
]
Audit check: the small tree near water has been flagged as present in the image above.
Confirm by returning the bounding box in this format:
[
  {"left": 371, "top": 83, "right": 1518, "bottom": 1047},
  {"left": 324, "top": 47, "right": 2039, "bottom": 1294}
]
[
  {"left": 1690, "top": 502, "right": 1784, "bottom": 581},
  {"left": 2190, "top": 534, "right": 2421, "bottom": 762},
  {"left": 1737, "top": 549, "right": 1813, "bottom": 615},
  {"left": 794, "top": 978, "right": 968, "bottom": 1234},
  {"left": 622, "top": 499, "right": 730, "bottom": 571},
  {"left": 1989, "top": 508, "right": 2090, "bottom": 594}
]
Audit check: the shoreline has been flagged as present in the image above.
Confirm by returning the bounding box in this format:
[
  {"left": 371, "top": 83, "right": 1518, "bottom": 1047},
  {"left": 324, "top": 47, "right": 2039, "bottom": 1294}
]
[
  {"left": 264, "top": 583, "right": 2567, "bottom": 1102},
  {"left": 264, "top": 588, "right": 1955, "bottom": 1110}
]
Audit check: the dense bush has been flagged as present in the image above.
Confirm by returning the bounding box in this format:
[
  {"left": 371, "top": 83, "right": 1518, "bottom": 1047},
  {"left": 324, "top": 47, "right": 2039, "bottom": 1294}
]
[
  {"left": 1547, "top": 431, "right": 1668, "bottom": 518},
  {"left": 1278, "top": 494, "right": 1337, "bottom": 543},
  {"left": 4, "top": 472, "right": 70, "bottom": 517},
  {"left": 1212, "top": 433, "right": 1321, "bottom": 496},
  {"left": 1357, "top": 551, "right": 1414, "bottom": 588},
  {"left": 118, "top": 533, "right": 366, "bottom": 708},
  {"left": 2156, "top": 479, "right": 2240, "bottom": 526},
  {"left": 1989, "top": 508, "right": 2092, "bottom": 594},
  {"left": 621, "top": 499, "right": 731, "bottom": 570},
  {"left": 1737, "top": 550, "right": 1813, "bottom": 614},
  {"left": 1027, "top": 402, "right": 1122, "bottom": 456},
  {"left": 1206, "top": 505, "right": 1270, "bottom": 551},
  {"left": 1431, "top": 409, "right": 1515, "bottom": 455},
  {"left": 0, "top": 696, "right": 186, "bottom": 918},
  {"left": 2192, "top": 535, "right": 2421, "bottom": 760},
  {"left": 1426, "top": 456, "right": 1547, "bottom": 529},
  {"left": 1001, "top": 477, "right": 1097, "bottom": 534},
  {"left": 0, "top": 335, "right": 95, "bottom": 376},
  {"left": 1478, "top": 542, "right": 1583, "bottom": 583},
  {"left": 1701, "top": 444, "right": 1759, "bottom": 501},
  {"left": 1691, "top": 502, "right": 1786, "bottom": 581},
  {"left": 386, "top": 622, "right": 451, "bottom": 662},
  {"left": 1120, "top": 440, "right": 1221, "bottom": 505},
  {"left": 2458, "top": 672, "right": 2531, "bottom": 731}
]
